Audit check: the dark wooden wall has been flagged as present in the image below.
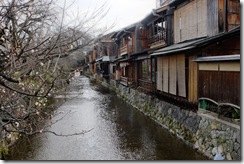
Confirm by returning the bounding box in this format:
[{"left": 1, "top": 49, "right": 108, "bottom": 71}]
[
  {"left": 198, "top": 70, "right": 240, "bottom": 106},
  {"left": 202, "top": 35, "right": 240, "bottom": 56},
  {"left": 166, "top": 8, "right": 174, "bottom": 45}
]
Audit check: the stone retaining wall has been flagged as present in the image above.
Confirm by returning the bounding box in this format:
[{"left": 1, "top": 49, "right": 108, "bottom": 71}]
[{"left": 101, "top": 79, "right": 241, "bottom": 160}]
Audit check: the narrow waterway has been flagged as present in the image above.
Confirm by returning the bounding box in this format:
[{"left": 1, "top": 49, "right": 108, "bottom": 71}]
[{"left": 7, "top": 76, "right": 207, "bottom": 160}]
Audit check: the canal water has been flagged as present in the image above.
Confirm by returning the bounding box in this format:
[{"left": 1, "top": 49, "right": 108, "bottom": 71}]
[{"left": 7, "top": 76, "right": 207, "bottom": 160}]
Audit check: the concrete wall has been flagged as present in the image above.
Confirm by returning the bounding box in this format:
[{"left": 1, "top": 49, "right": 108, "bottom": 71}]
[{"left": 103, "top": 80, "right": 241, "bottom": 160}]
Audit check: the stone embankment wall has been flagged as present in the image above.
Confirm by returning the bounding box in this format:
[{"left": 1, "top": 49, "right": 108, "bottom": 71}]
[{"left": 100, "top": 79, "right": 240, "bottom": 160}]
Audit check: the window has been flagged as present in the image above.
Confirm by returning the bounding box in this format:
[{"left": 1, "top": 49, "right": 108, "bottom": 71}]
[
  {"left": 154, "top": 20, "right": 163, "bottom": 36},
  {"left": 153, "top": 19, "right": 166, "bottom": 39},
  {"left": 142, "top": 59, "right": 152, "bottom": 81},
  {"left": 128, "top": 36, "right": 132, "bottom": 45}
]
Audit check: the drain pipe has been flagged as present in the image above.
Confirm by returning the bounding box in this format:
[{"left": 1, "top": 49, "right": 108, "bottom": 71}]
[
  {"left": 115, "top": 28, "right": 133, "bottom": 39},
  {"left": 123, "top": 29, "right": 133, "bottom": 34},
  {"left": 152, "top": 9, "right": 165, "bottom": 18}
]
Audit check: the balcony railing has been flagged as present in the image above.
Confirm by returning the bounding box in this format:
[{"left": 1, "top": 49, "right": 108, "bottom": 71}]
[
  {"left": 138, "top": 79, "right": 156, "bottom": 93},
  {"left": 119, "top": 45, "right": 133, "bottom": 56},
  {"left": 148, "top": 30, "right": 166, "bottom": 47},
  {"left": 120, "top": 76, "right": 135, "bottom": 86}
]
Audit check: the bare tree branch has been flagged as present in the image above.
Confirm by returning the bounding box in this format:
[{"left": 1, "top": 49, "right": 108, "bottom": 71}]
[{"left": 0, "top": 0, "right": 113, "bottom": 157}]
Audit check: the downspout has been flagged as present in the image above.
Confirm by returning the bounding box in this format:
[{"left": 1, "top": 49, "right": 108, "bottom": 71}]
[
  {"left": 116, "top": 31, "right": 123, "bottom": 38},
  {"left": 152, "top": 9, "right": 165, "bottom": 18},
  {"left": 123, "top": 29, "right": 133, "bottom": 34},
  {"left": 123, "top": 29, "right": 134, "bottom": 55},
  {"left": 135, "top": 23, "right": 143, "bottom": 52}
]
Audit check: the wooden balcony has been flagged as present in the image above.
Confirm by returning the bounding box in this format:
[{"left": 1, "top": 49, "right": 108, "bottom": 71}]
[
  {"left": 119, "top": 45, "right": 133, "bottom": 56},
  {"left": 120, "top": 76, "right": 135, "bottom": 86},
  {"left": 138, "top": 79, "right": 156, "bottom": 94},
  {"left": 148, "top": 30, "right": 166, "bottom": 48}
]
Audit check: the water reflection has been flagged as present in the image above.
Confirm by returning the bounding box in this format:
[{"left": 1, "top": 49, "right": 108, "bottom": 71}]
[{"left": 7, "top": 76, "right": 207, "bottom": 160}]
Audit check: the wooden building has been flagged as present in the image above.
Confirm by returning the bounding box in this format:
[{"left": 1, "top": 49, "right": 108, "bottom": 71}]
[
  {"left": 111, "top": 23, "right": 137, "bottom": 86},
  {"left": 133, "top": 9, "right": 167, "bottom": 93},
  {"left": 130, "top": 0, "right": 175, "bottom": 93},
  {"left": 152, "top": 0, "right": 240, "bottom": 110},
  {"left": 195, "top": 28, "right": 240, "bottom": 107},
  {"left": 87, "top": 0, "right": 240, "bottom": 114},
  {"left": 87, "top": 50, "right": 96, "bottom": 74},
  {"left": 93, "top": 32, "right": 118, "bottom": 79}
]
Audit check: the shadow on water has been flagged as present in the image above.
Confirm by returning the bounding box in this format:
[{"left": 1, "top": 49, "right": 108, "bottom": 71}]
[{"left": 6, "top": 76, "right": 208, "bottom": 160}]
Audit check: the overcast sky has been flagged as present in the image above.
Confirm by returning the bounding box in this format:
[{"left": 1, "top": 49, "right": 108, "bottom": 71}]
[
  {"left": 56, "top": 0, "right": 243, "bottom": 34},
  {"left": 58, "top": 0, "right": 156, "bottom": 32}
]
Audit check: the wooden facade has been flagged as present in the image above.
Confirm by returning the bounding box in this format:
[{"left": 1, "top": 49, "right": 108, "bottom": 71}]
[
  {"left": 198, "top": 61, "right": 240, "bottom": 106},
  {"left": 119, "top": 61, "right": 136, "bottom": 86},
  {"left": 152, "top": 0, "right": 240, "bottom": 111},
  {"left": 133, "top": 9, "right": 170, "bottom": 93},
  {"left": 207, "top": 0, "right": 240, "bottom": 36},
  {"left": 174, "top": 0, "right": 208, "bottom": 43},
  {"left": 196, "top": 32, "right": 240, "bottom": 106},
  {"left": 137, "top": 57, "right": 156, "bottom": 93},
  {"left": 188, "top": 55, "right": 198, "bottom": 102},
  {"left": 86, "top": 0, "right": 240, "bottom": 114},
  {"left": 202, "top": 34, "right": 240, "bottom": 56},
  {"left": 113, "top": 25, "right": 137, "bottom": 85},
  {"left": 144, "top": 12, "right": 168, "bottom": 49},
  {"left": 86, "top": 32, "right": 119, "bottom": 77},
  {"left": 116, "top": 29, "right": 135, "bottom": 57}
]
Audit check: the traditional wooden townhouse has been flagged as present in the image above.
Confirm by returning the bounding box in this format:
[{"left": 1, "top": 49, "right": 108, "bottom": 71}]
[
  {"left": 82, "top": 53, "right": 90, "bottom": 74},
  {"left": 131, "top": 1, "right": 174, "bottom": 93},
  {"left": 91, "top": 32, "right": 117, "bottom": 80},
  {"left": 89, "top": 0, "right": 240, "bottom": 117},
  {"left": 87, "top": 50, "right": 96, "bottom": 74},
  {"left": 93, "top": 40, "right": 102, "bottom": 77},
  {"left": 110, "top": 3, "right": 173, "bottom": 92},
  {"left": 111, "top": 23, "right": 138, "bottom": 87},
  {"left": 151, "top": 0, "right": 240, "bottom": 114}
]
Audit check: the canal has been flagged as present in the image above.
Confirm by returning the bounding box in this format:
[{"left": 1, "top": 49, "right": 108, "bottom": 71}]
[{"left": 7, "top": 76, "right": 207, "bottom": 160}]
